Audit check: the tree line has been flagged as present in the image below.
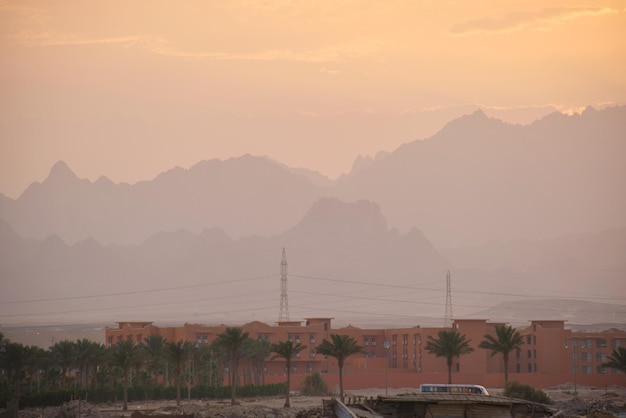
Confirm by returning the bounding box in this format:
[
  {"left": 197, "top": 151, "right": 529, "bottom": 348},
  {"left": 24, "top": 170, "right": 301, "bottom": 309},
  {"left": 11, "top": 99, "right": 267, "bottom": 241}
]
[
  {"left": 0, "top": 328, "right": 282, "bottom": 410},
  {"left": 3, "top": 325, "right": 625, "bottom": 410}
]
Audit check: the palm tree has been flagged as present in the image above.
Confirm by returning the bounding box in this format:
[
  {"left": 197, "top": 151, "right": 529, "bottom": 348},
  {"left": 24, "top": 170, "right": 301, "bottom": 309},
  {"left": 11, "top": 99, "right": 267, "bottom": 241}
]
[
  {"left": 51, "top": 340, "right": 76, "bottom": 389},
  {"left": 602, "top": 346, "right": 626, "bottom": 378},
  {"left": 316, "top": 334, "right": 363, "bottom": 402},
  {"left": 478, "top": 324, "right": 524, "bottom": 384},
  {"left": 24, "top": 345, "right": 46, "bottom": 394},
  {"left": 425, "top": 330, "right": 473, "bottom": 384},
  {"left": 270, "top": 340, "right": 307, "bottom": 407},
  {"left": 165, "top": 341, "right": 190, "bottom": 406},
  {"left": 212, "top": 327, "right": 250, "bottom": 405},
  {"left": 75, "top": 339, "right": 104, "bottom": 389},
  {"left": 111, "top": 339, "right": 143, "bottom": 411},
  {"left": 144, "top": 335, "right": 166, "bottom": 384},
  {"left": 3, "top": 342, "right": 28, "bottom": 400},
  {"left": 241, "top": 338, "right": 270, "bottom": 386}
]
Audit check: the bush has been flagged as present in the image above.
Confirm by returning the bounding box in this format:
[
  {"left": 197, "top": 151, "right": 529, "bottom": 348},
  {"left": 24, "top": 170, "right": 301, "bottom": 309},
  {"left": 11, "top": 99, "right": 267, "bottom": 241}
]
[
  {"left": 299, "top": 373, "right": 330, "bottom": 396},
  {"left": 503, "top": 381, "right": 552, "bottom": 404}
]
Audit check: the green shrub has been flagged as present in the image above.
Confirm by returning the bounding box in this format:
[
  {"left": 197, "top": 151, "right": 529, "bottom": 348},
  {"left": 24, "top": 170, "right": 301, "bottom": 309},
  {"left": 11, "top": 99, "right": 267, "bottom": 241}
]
[
  {"left": 299, "top": 372, "right": 330, "bottom": 396},
  {"left": 503, "top": 381, "right": 552, "bottom": 404}
]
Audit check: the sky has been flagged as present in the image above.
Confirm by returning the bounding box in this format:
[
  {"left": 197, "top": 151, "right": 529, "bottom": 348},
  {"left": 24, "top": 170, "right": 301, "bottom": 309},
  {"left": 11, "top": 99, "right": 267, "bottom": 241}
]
[{"left": 1, "top": 0, "right": 625, "bottom": 199}]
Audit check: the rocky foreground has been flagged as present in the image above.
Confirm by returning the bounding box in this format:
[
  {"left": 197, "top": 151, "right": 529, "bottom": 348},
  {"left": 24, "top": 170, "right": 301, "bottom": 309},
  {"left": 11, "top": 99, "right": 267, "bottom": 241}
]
[{"left": 10, "top": 385, "right": 626, "bottom": 418}]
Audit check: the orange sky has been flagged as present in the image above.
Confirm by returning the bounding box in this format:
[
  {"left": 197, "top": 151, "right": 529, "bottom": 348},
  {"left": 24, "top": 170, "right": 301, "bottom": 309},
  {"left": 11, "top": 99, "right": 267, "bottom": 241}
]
[{"left": 1, "top": 0, "right": 625, "bottom": 198}]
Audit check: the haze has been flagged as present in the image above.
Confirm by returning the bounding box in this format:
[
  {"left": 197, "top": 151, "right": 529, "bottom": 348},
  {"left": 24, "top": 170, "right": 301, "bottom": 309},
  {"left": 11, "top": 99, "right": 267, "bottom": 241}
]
[
  {"left": 1, "top": 0, "right": 625, "bottom": 198},
  {"left": 1, "top": 1, "right": 625, "bottom": 328}
]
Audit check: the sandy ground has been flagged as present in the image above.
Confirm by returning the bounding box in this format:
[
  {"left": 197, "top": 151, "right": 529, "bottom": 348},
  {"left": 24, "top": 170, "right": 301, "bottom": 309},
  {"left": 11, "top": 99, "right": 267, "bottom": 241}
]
[
  {"left": 13, "top": 385, "right": 626, "bottom": 418},
  {"left": 92, "top": 385, "right": 626, "bottom": 411}
]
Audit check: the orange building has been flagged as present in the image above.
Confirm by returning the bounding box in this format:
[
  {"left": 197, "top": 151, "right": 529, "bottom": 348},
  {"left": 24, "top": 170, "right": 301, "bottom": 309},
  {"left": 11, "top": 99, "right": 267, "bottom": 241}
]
[{"left": 105, "top": 318, "right": 626, "bottom": 390}]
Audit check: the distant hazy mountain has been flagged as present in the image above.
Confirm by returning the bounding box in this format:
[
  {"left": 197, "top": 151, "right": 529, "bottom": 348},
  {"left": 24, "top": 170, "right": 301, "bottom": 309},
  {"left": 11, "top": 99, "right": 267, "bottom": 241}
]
[
  {"left": 440, "top": 227, "right": 626, "bottom": 309},
  {"left": 0, "top": 155, "right": 324, "bottom": 245},
  {"left": 1, "top": 106, "right": 624, "bottom": 248},
  {"left": 468, "top": 299, "right": 626, "bottom": 329},
  {"left": 0, "top": 198, "right": 450, "bottom": 325},
  {"left": 332, "top": 106, "right": 626, "bottom": 247}
]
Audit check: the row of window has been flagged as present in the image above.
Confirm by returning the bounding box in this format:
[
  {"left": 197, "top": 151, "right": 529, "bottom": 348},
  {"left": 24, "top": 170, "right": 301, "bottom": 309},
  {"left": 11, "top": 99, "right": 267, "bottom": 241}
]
[
  {"left": 573, "top": 352, "right": 608, "bottom": 362},
  {"left": 568, "top": 338, "right": 623, "bottom": 349}
]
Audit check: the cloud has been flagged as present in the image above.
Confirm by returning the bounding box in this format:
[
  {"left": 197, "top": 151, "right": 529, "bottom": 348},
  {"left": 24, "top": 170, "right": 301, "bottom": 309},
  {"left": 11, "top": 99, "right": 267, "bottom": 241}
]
[
  {"left": 7, "top": 29, "right": 372, "bottom": 64},
  {"left": 7, "top": 31, "right": 143, "bottom": 48},
  {"left": 146, "top": 41, "right": 373, "bottom": 63},
  {"left": 0, "top": 1, "right": 48, "bottom": 25},
  {"left": 451, "top": 6, "right": 617, "bottom": 35}
]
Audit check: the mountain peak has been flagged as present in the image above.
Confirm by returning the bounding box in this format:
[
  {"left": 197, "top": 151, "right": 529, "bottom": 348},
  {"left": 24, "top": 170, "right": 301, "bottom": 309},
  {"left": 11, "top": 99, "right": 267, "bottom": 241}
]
[
  {"left": 434, "top": 108, "right": 504, "bottom": 139},
  {"left": 47, "top": 161, "right": 77, "bottom": 182}
]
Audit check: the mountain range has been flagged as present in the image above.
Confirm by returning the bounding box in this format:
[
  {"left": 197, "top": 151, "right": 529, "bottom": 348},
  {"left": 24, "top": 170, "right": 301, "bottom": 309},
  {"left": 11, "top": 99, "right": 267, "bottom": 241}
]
[
  {"left": 1, "top": 106, "right": 625, "bottom": 326},
  {"left": 1, "top": 106, "right": 625, "bottom": 248}
]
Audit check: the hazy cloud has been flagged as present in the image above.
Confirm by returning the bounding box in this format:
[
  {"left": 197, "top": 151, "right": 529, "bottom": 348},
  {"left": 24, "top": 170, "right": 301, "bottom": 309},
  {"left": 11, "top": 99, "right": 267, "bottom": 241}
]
[
  {"left": 7, "top": 28, "right": 372, "bottom": 63},
  {"left": 7, "top": 31, "right": 143, "bottom": 47},
  {"left": 451, "top": 6, "right": 617, "bottom": 35},
  {"left": 0, "top": 1, "right": 47, "bottom": 25}
]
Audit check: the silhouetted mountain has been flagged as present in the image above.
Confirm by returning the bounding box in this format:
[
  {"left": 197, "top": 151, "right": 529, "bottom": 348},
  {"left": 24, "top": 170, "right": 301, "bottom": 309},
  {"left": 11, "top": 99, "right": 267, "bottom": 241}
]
[
  {"left": 1, "top": 107, "right": 624, "bottom": 248},
  {"left": 0, "top": 155, "right": 324, "bottom": 245},
  {"left": 0, "top": 198, "right": 449, "bottom": 325},
  {"left": 439, "top": 227, "right": 626, "bottom": 307},
  {"left": 332, "top": 105, "right": 626, "bottom": 247},
  {"left": 2, "top": 199, "right": 624, "bottom": 326}
]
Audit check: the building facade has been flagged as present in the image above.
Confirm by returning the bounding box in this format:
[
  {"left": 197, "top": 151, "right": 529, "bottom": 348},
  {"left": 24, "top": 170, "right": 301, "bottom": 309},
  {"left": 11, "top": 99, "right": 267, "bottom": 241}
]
[{"left": 105, "top": 318, "right": 626, "bottom": 390}]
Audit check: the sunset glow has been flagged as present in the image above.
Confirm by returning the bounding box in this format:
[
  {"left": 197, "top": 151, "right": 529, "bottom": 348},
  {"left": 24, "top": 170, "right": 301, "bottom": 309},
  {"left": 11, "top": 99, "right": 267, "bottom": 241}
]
[{"left": 1, "top": 0, "right": 625, "bottom": 197}]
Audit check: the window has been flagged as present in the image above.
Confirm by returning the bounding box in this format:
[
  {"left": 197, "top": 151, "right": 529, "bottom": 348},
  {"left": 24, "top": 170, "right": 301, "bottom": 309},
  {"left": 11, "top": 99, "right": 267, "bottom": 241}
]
[
  {"left": 527, "top": 350, "right": 532, "bottom": 359},
  {"left": 288, "top": 334, "right": 293, "bottom": 341},
  {"left": 596, "top": 352, "right": 607, "bottom": 362},
  {"left": 309, "top": 349, "right": 316, "bottom": 358},
  {"left": 581, "top": 352, "right": 592, "bottom": 362},
  {"left": 612, "top": 339, "right": 622, "bottom": 348},
  {"left": 295, "top": 335, "right": 301, "bottom": 344},
  {"left": 364, "top": 337, "right": 369, "bottom": 346},
  {"left": 117, "top": 336, "right": 122, "bottom": 343},
  {"left": 107, "top": 336, "right": 113, "bottom": 347},
  {"left": 292, "top": 365, "right": 297, "bottom": 372},
  {"left": 370, "top": 351, "right": 376, "bottom": 358},
  {"left": 309, "top": 334, "right": 315, "bottom": 344},
  {"left": 533, "top": 349, "right": 536, "bottom": 359},
  {"left": 526, "top": 335, "right": 531, "bottom": 345},
  {"left": 596, "top": 339, "right": 607, "bottom": 349},
  {"left": 307, "top": 363, "right": 312, "bottom": 372},
  {"left": 136, "top": 334, "right": 142, "bottom": 344},
  {"left": 528, "top": 364, "right": 532, "bottom": 372},
  {"left": 295, "top": 352, "right": 300, "bottom": 358},
  {"left": 533, "top": 335, "right": 536, "bottom": 345},
  {"left": 371, "top": 337, "right": 376, "bottom": 346},
  {"left": 402, "top": 334, "right": 408, "bottom": 345},
  {"left": 516, "top": 364, "right": 520, "bottom": 373},
  {"left": 516, "top": 349, "right": 520, "bottom": 359},
  {"left": 581, "top": 365, "right": 592, "bottom": 374},
  {"left": 597, "top": 366, "right": 608, "bottom": 374}
]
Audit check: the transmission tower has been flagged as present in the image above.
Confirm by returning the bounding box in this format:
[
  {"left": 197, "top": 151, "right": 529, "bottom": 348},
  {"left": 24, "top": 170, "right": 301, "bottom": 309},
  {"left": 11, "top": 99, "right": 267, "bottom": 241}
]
[
  {"left": 444, "top": 270, "right": 453, "bottom": 328},
  {"left": 278, "top": 247, "right": 290, "bottom": 321}
]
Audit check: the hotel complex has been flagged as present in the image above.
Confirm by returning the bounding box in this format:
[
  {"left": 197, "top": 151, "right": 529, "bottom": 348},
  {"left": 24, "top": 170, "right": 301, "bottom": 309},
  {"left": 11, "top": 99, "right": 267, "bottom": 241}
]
[{"left": 105, "top": 317, "right": 626, "bottom": 390}]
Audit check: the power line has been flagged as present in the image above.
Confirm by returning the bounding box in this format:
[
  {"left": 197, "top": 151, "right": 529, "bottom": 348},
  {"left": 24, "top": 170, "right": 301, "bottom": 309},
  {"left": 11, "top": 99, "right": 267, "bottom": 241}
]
[{"left": 0, "top": 274, "right": 276, "bottom": 304}]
